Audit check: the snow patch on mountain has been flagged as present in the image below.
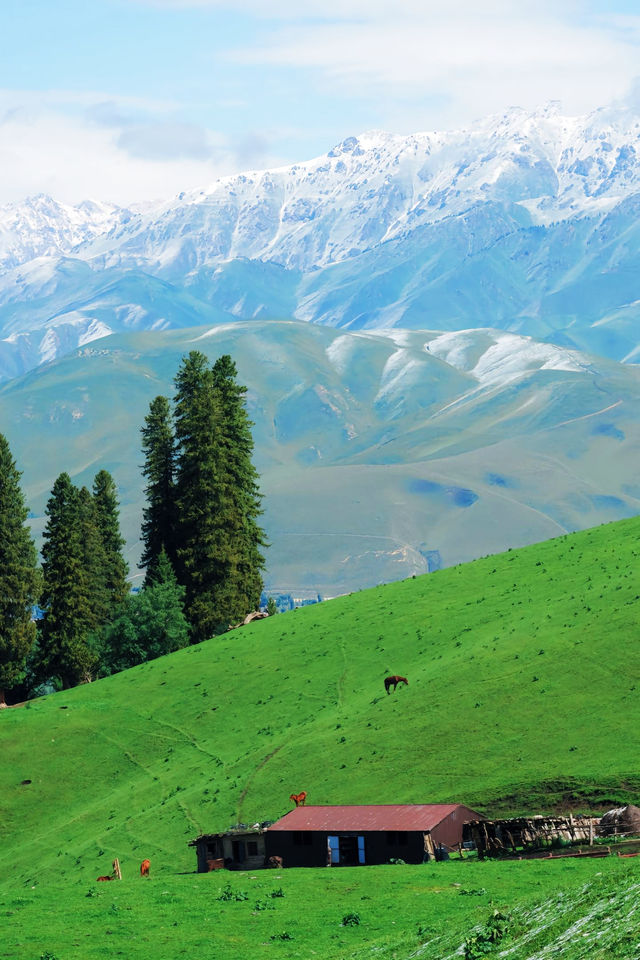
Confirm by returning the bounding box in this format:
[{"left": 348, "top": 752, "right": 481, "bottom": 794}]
[{"left": 426, "top": 330, "right": 596, "bottom": 385}]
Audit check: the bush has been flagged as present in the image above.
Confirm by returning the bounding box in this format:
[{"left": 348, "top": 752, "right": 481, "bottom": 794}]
[
  {"left": 464, "top": 910, "right": 511, "bottom": 958},
  {"left": 342, "top": 912, "right": 361, "bottom": 926}
]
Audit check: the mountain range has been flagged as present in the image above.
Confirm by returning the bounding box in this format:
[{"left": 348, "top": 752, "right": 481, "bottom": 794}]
[
  {"left": 2, "top": 99, "right": 640, "bottom": 381},
  {"left": 2, "top": 97, "right": 640, "bottom": 593},
  {"left": 1, "top": 320, "right": 637, "bottom": 595}
]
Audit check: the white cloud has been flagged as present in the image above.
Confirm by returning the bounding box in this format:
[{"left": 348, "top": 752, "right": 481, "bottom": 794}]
[
  {"left": 226, "top": 6, "right": 640, "bottom": 126},
  {"left": 0, "top": 91, "right": 276, "bottom": 205}
]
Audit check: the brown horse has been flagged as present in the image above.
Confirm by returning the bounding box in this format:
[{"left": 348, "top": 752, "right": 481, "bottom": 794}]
[
  {"left": 384, "top": 675, "right": 408, "bottom": 694},
  {"left": 140, "top": 859, "right": 151, "bottom": 877},
  {"left": 289, "top": 791, "right": 307, "bottom": 806}
]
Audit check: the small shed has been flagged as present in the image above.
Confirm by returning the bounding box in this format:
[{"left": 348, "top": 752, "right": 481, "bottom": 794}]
[
  {"left": 189, "top": 824, "right": 270, "bottom": 872},
  {"left": 265, "top": 803, "right": 484, "bottom": 868}
]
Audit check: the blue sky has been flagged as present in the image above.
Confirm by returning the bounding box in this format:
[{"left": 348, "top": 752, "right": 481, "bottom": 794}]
[{"left": 1, "top": 0, "right": 640, "bottom": 204}]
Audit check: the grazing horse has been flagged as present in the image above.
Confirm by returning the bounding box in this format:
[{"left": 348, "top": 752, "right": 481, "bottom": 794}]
[
  {"left": 384, "top": 675, "right": 408, "bottom": 695},
  {"left": 140, "top": 859, "right": 151, "bottom": 877},
  {"left": 96, "top": 875, "right": 114, "bottom": 882},
  {"left": 289, "top": 791, "right": 307, "bottom": 807},
  {"left": 264, "top": 855, "right": 284, "bottom": 868}
]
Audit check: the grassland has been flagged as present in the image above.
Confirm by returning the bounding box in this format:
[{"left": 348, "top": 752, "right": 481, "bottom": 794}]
[
  {"left": 3, "top": 858, "right": 640, "bottom": 960},
  {"left": 1, "top": 516, "right": 639, "bottom": 957}
]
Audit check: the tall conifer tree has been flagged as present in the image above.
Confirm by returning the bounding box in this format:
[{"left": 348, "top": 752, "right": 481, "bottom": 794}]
[
  {"left": 77, "top": 485, "right": 109, "bottom": 631},
  {"left": 211, "top": 354, "right": 265, "bottom": 619},
  {"left": 142, "top": 351, "right": 266, "bottom": 642},
  {"left": 92, "top": 469, "right": 129, "bottom": 612},
  {"left": 140, "top": 395, "right": 176, "bottom": 584},
  {"left": 0, "top": 435, "right": 39, "bottom": 706},
  {"left": 39, "top": 474, "right": 97, "bottom": 688},
  {"left": 173, "top": 351, "right": 225, "bottom": 641}
]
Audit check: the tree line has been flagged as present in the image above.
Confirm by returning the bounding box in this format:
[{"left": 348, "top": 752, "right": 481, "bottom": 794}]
[{"left": 0, "top": 351, "right": 265, "bottom": 704}]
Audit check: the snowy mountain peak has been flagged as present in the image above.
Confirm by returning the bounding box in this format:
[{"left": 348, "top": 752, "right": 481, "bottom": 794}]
[{"left": 3, "top": 96, "right": 640, "bottom": 379}]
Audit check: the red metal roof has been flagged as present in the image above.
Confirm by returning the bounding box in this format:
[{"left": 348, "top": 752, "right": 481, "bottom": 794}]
[{"left": 267, "top": 804, "right": 468, "bottom": 832}]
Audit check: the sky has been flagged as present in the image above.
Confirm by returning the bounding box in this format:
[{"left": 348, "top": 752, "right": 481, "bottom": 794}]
[{"left": 1, "top": 0, "right": 640, "bottom": 205}]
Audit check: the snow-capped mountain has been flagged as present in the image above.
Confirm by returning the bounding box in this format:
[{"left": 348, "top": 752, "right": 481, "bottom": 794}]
[
  {"left": 0, "top": 194, "right": 125, "bottom": 271},
  {"left": 3, "top": 97, "right": 640, "bottom": 379}
]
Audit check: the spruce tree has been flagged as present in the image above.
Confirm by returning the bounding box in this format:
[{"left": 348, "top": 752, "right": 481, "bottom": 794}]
[
  {"left": 92, "top": 469, "right": 129, "bottom": 612},
  {"left": 77, "top": 485, "right": 109, "bottom": 631},
  {"left": 140, "top": 395, "right": 176, "bottom": 584},
  {"left": 173, "top": 351, "right": 225, "bottom": 641},
  {"left": 211, "top": 354, "right": 265, "bottom": 619},
  {"left": 0, "top": 435, "right": 39, "bottom": 706},
  {"left": 147, "top": 351, "right": 266, "bottom": 643},
  {"left": 40, "top": 473, "right": 97, "bottom": 688}
]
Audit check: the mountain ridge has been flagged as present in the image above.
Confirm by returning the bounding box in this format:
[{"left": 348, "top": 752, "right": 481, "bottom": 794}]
[
  {"left": 1, "top": 320, "right": 637, "bottom": 594},
  {"left": 2, "top": 97, "right": 640, "bottom": 378}
]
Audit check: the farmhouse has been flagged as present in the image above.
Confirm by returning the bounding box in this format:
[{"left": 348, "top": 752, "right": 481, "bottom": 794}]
[
  {"left": 189, "top": 824, "right": 269, "bottom": 871},
  {"left": 264, "top": 804, "right": 484, "bottom": 867}
]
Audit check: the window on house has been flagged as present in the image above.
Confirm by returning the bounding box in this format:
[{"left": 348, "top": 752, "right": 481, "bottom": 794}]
[{"left": 247, "top": 841, "right": 258, "bottom": 856}]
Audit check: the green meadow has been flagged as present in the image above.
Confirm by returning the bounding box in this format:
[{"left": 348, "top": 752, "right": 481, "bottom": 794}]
[{"left": 1, "top": 516, "right": 639, "bottom": 957}]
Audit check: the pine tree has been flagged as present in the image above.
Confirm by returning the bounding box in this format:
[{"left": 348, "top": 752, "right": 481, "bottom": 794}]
[
  {"left": 211, "top": 354, "right": 265, "bottom": 619},
  {"left": 0, "top": 435, "right": 39, "bottom": 706},
  {"left": 77, "top": 485, "right": 109, "bottom": 630},
  {"left": 173, "top": 351, "right": 226, "bottom": 641},
  {"left": 39, "top": 474, "right": 97, "bottom": 688},
  {"left": 92, "top": 469, "right": 129, "bottom": 612},
  {"left": 100, "top": 549, "right": 189, "bottom": 673},
  {"left": 140, "top": 395, "right": 176, "bottom": 585},
  {"left": 148, "top": 351, "right": 266, "bottom": 643}
]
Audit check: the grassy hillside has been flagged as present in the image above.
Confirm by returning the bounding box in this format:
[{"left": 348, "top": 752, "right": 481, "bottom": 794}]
[
  {"left": 2, "top": 516, "right": 639, "bottom": 890},
  {"left": 2, "top": 517, "right": 640, "bottom": 957}
]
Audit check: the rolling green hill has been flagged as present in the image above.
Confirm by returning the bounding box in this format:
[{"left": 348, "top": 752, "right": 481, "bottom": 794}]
[
  {"left": 2, "top": 517, "right": 639, "bottom": 957},
  {"left": 0, "top": 320, "right": 638, "bottom": 595},
  {"left": 3, "top": 517, "right": 639, "bottom": 880}
]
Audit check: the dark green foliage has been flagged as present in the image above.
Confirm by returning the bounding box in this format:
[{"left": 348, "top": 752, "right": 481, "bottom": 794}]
[
  {"left": 77, "top": 486, "right": 109, "bottom": 630},
  {"left": 217, "top": 882, "right": 248, "bottom": 902},
  {"left": 172, "top": 351, "right": 265, "bottom": 642},
  {"left": 210, "top": 354, "right": 265, "bottom": 620},
  {"left": 0, "top": 434, "right": 39, "bottom": 704},
  {"left": 100, "top": 551, "right": 189, "bottom": 674},
  {"left": 92, "top": 470, "right": 129, "bottom": 613},
  {"left": 38, "top": 471, "right": 128, "bottom": 688},
  {"left": 464, "top": 911, "right": 511, "bottom": 959},
  {"left": 266, "top": 597, "right": 277, "bottom": 617},
  {"left": 39, "top": 474, "right": 98, "bottom": 688},
  {"left": 341, "top": 912, "right": 361, "bottom": 926},
  {"left": 140, "top": 396, "right": 176, "bottom": 585}
]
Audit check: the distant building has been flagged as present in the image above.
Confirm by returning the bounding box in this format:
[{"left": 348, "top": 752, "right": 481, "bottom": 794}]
[
  {"left": 264, "top": 804, "right": 484, "bottom": 868},
  {"left": 260, "top": 591, "right": 323, "bottom": 613},
  {"left": 189, "top": 824, "right": 271, "bottom": 872}
]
